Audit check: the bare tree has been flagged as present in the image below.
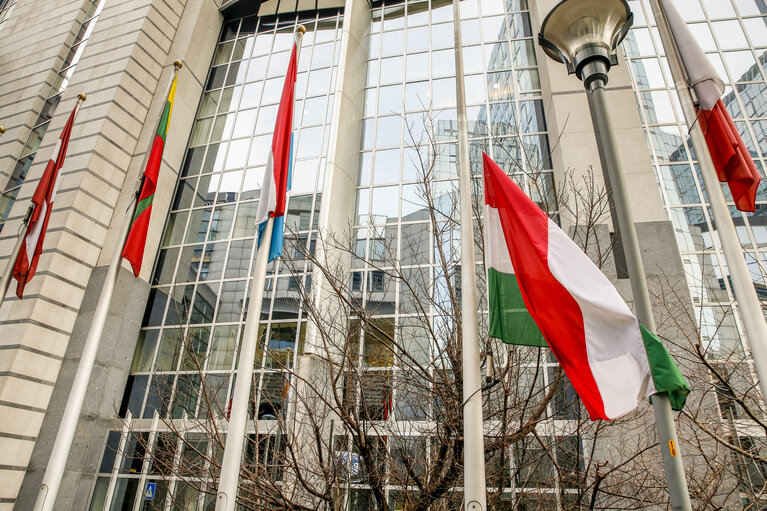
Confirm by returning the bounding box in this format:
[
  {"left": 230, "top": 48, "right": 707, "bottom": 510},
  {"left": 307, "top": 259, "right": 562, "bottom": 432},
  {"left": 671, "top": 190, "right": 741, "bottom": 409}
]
[{"left": 109, "top": 107, "right": 763, "bottom": 511}]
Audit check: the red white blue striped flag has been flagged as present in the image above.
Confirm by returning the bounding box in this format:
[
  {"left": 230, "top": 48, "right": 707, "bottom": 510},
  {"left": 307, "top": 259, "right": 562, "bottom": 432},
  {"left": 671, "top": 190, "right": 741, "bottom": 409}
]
[{"left": 255, "top": 41, "right": 297, "bottom": 261}]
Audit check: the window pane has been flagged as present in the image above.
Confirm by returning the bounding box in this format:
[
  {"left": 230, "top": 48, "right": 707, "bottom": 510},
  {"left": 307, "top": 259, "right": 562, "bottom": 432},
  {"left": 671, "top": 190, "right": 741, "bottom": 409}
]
[
  {"left": 108, "top": 478, "right": 139, "bottom": 510},
  {"left": 209, "top": 326, "right": 238, "bottom": 370},
  {"left": 131, "top": 330, "right": 159, "bottom": 372}
]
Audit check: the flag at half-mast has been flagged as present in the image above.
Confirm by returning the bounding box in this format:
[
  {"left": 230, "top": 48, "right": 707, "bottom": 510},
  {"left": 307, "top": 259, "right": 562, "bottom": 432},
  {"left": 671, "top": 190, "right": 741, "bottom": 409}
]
[
  {"left": 122, "top": 71, "right": 179, "bottom": 277},
  {"left": 660, "top": 0, "right": 760, "bottom": 212},
  {"left": 13, "top": 99, "right": 81, "bottom": 298},
  {"left": 483, "top": 153, "right": 689, "bottom": 420},
  {"left": 254, "top": 38, "right": 297, "bottom": 262}
]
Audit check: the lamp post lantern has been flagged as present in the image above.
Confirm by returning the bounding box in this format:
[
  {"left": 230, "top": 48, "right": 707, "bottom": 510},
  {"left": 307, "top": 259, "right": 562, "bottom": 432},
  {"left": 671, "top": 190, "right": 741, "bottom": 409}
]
[{"left": 539, "top": 1, "right": 692, "bottom": 510}]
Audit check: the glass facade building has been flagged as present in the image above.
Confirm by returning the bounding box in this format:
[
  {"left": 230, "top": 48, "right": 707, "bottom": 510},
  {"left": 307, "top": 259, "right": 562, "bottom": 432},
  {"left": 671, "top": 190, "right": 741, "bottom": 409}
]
[
  {"left": 88, "top": 0, "right": 767, "bottom": 509},
  {"left": 624, "top": 0, "right": 767, "bottom": 359},
  {"left": 89, "top": 11, "right": 344, "bottom": 509},
  {"left": 1, "top": 0, "right": 766, "bottom": 509}
]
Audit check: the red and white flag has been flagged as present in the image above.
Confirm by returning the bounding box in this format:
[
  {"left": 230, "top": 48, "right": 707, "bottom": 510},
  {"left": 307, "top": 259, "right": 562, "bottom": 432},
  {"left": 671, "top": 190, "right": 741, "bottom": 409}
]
[
  {"left": 13, "top": 101, "right": 81, "bottom": 298},
  {"left": 661, "top": 0, "right": 760, "bottom": 212},
  {"left": 483, "top": 154, "right": 689, "bottom": 420},
  {"left": 254, "top": 40, "right": 297, "bottom": 262}
]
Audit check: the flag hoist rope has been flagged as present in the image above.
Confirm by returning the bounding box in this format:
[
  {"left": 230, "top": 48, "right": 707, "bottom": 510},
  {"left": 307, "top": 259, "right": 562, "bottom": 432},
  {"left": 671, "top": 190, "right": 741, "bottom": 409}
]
[
  {"left": 0, "top": 97, "right": 85, "bottom": 307},
  {"left": 452, "top": 0, "right": 487, "bottom": 508},
  {"left": 648, "top": 0, "right": 767, "bottom": 409},
  {"left": 32, "top": 61, "right": 182, "bottom": 511},
  {"left": 214, "top": 26, "right": 304, "bottom": 511}
]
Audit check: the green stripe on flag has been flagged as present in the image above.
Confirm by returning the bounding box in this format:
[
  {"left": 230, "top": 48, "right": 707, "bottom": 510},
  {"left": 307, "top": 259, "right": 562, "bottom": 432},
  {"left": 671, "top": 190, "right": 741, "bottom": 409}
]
[
  {"left": 157, "top": 102, "right": 172, "bottom": 141},
  {"left": 132, "top": 193, "right": 154, "bottom": 223},
  {"left": 488, "top": 267, "right": 547, "bottom": 347},
  {"left": 640, "top": 324, "right": 690, "bottom": 411}
]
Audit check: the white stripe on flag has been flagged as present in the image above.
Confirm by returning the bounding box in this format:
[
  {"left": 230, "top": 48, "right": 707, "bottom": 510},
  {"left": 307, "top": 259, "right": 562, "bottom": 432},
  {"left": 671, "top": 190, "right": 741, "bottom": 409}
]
[
  {"left": 484, "top": 206, "right": 514, "bottom": 274},
  {"left": 49, "top": 140, "right": 62, "bottom": 162},
  {"left": 49, "top": 164, "right": 64, "bottom": 204},
  {"left": 660, "top": 0, "right": 724, "bottom": 110},
  {"left": 255, "top": 151, "right": 278, "bottom": 227},
  {"left": 545, "top": 219, "right": 656, "bottom": 419},
  {"left": 25, "top": 200, "right": 47, "bottom": 263}
]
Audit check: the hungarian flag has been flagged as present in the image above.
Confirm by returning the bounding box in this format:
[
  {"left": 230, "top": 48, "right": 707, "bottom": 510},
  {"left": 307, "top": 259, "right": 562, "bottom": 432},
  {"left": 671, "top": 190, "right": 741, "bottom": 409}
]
[
  {"left": 122, "top": 72, "right": 178, "bottom": 276},
  {"left": 483, "top": 154, "right": 689, "bottom": 420},
  {"left": 661, "top": 0, "right": 760, "bottom": 212},
  {"left": 255, "top": 41, "right": 297, "bottom": 262},
  {"left": 13, "top": 100, "right": 81, "bottom": 298}
]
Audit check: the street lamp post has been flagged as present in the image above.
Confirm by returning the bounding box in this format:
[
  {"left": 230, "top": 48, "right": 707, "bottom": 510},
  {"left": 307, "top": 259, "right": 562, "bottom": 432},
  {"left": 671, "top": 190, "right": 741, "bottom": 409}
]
[{"left": 539, "top": 1, "right": 692, "bottom": 510}]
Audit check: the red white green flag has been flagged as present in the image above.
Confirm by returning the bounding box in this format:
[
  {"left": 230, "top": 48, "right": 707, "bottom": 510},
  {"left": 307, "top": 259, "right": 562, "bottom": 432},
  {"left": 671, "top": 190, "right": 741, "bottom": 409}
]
[
  {"left": 122, "top": 72, "right": 178, "bottom": 277},
  {"left": 483, "top": 153, "right": 689, "bottom": 420}
]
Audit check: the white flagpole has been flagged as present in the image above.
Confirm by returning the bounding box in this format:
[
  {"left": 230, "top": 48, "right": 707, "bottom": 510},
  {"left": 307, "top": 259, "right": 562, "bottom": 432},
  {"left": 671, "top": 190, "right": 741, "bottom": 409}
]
[
  {"left": 214, "top": 26, "right": 304, "bottom": 511},
  {"left": 215, "top": 217, "right": 273, "bottom": 511},
  {"left": 452, "top": 0, "right": 487, "bottom": 508},
  {"left": 33, "top": 62, "right": 182, "bottom": 511},
  {"left": 648, "top": 0, "right": 767, "bottom": 405}
]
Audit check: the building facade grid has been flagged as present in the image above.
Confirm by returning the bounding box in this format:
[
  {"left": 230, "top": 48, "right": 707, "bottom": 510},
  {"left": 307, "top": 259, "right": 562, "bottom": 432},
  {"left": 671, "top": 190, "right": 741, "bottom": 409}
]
[{"left": 623, "top": 0, "right": 767, "bottom": 361}]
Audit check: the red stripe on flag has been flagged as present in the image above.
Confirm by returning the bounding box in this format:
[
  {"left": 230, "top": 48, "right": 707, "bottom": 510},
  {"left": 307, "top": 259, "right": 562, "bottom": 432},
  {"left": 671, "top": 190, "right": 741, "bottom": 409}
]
[
  {"left": 122, "top": 134, "right": 163, "bottom": 277},
  {"left": 271, "top": 43, "right": 298, "bottom": 218},
  {"left": 13, "top": 103, "right": 78, "bottom": 298},
  {"left": 700, "top": 99, "right": 761, "bottom": 212},
  {"left": 483, "top": 153, "right": 607, "bottom": 420}
]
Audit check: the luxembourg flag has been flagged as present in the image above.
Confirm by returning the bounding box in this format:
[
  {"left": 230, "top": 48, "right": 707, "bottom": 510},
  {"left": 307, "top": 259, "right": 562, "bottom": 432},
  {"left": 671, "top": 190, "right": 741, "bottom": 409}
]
[
  {"left": 255, "top": 41, "right": 297, "bottom": 262},
  {"left": 483, "top": 153, "right": 689, "bottom": 420}
]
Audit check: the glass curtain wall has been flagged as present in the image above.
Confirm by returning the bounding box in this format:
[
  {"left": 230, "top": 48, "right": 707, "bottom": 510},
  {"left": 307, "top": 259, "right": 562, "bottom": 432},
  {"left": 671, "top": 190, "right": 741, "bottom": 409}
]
[
  {"left": 623, "top": 0, "right": 767, "bottom": 504},
  {"left": 624, "top": 0, "right": 767, "bottom": 359},
  {"left": 348, "top": 0, "right": 573, "bottom": 507},
  {"left": 0, "top": 0, "right": 17, "bottom": 33},
  {"left": 91, "top": 0, "right": 584, "bottom": 507},
  {"left": 90, "top": 10, "right": 343, "bottom": 510}
]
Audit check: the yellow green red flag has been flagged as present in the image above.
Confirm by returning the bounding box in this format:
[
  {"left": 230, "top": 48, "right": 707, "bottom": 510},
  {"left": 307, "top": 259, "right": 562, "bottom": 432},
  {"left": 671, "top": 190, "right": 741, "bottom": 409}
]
[{"left": 122, "top": 72, "right": 178, "bottom": 277}]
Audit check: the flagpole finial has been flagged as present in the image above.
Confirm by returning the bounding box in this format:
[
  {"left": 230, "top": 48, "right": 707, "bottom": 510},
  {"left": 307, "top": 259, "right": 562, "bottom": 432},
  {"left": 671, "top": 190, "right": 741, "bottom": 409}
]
[
  {"left": 77, "top": 93, "right": 87, "bottom": 102},
  {"left": 296, "top": 24, "right": 306, "bottom": 34},
  {"left": 0, "top": 126, "right": 5, "bottom": 134},
  {"left": 173, "top": 60, "right": 183, "bottom": 70}
]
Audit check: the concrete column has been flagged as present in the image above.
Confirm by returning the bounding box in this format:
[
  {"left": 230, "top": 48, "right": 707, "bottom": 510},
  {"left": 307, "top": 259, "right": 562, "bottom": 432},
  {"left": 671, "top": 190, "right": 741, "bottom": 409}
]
[{"left": 289, "top": 0, "right": 370, "bottom": 503}]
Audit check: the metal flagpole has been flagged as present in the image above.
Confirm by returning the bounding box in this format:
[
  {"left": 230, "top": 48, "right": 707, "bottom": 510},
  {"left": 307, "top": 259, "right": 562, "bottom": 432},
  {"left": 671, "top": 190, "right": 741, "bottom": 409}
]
[
  {"left": 215, "top": 26, "right": 304, "bottom": 511},
  {"left": 587, "top": 76, "right": 692, "bottom": 511},
  {"left": 33, "top": 62, "right": 182, "bottom": 511},
  {"left": 215, "top": 218, "right": 274, "bottom": 511},
  {"left": 648, "top": 0, "right": 767, "bottom": 406},
  {"left": 451, "top": 0, "right": 487, "bottom": 508}
]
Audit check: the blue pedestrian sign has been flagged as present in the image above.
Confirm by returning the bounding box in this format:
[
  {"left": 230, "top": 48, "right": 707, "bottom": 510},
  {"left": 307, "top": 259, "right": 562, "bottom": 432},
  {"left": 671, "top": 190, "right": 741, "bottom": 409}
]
[{"left": 144, "top": 482, "right": 156, "bottom": 500}]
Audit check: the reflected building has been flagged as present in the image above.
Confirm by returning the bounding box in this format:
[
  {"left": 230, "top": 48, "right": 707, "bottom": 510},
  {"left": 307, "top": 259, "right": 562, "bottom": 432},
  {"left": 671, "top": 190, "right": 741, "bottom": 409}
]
[
  {"left": 625, "top": 4, "right": 767, "bottom": 356},
  {"left": 0, "top": 0, "right": 764, "bottom": 509}
]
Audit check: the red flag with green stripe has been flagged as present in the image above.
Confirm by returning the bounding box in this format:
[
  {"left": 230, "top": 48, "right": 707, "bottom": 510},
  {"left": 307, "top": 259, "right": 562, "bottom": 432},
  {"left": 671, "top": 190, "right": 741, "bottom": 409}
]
[{"left": 122, "top": 73, "right": 178, "bottom": 277}]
